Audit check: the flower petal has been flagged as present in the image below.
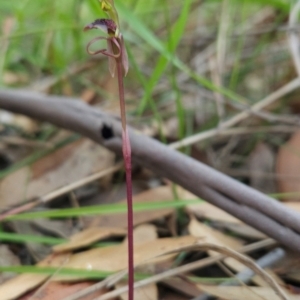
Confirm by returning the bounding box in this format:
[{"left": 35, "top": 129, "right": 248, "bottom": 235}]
[
  {"left": 107, "top": 40, "right": 116, "bottom": 77},
  {"left": 120, "top": 35, "right": 129, "bottom": 76}
]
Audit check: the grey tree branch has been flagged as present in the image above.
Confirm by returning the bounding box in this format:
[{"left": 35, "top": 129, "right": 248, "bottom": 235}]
[{"left": 0, "top": 89, "right": 300, "bottom": 252}]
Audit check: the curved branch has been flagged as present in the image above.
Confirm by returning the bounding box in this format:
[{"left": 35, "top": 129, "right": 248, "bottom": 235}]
[{"left": 1, "top": 89, "right": 300, "bottom": 252}]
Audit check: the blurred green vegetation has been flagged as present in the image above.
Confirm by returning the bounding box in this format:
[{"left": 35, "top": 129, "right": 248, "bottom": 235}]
[
  {"left": 0, "top": 0, "right": 295, "bottom": 202},
  {"left": 0, "top": 0, "right": 290, "bottom": 92},
  {"left": 0, "top": 0, "right": 294, "bottom": 161},
  {"left": 0, "top": 0, "right": 295, "bottom": 172}
]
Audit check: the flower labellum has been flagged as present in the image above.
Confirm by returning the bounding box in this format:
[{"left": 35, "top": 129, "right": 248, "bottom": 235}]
[{"left": 84, "top": 18, "right": 117, "bottom": 36}]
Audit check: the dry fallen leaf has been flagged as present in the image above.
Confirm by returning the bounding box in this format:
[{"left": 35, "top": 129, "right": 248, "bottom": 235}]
[
  {"left": 88, "top": 186, "right": 176, "bottom": 228},
  {"left": 3, "top": 71, "right": 28, "bottom": 85},
  {"left": 80, "top": 89, "right": 96, "bottom": 103},
  {"left": 12, "top": 221, "right": 52, "bottom": 261},
  {"left": 0, "top": 138, "right": 115, "bottom": 209},
  {"left": 0, "top": 253, "right": 69, "bottom": 300},
  {"left": 0, "top": 245, "right": 20, "bottom": 285},
  {"left": 184, "top": 191, "right": 240, "bottom": 224},
  {"left": 32, "top": 218, "right": 75, "bottom": 239},
  {"left": 185, "top": 190, "right": 266, "bottom": 239},
  {"left": 53, "top": 227, "right": 126, "bottom": 253},
  {"left": 116, "top": 283, "right": 158, "bottom": 300},
  {"left": 283, "top": 202, "right": 300, "bottom": 213},
  {"left": 222, "top": 222, "right": 266, "bottom": 239},
  {"left": 117, "top": 224, "right": 158, "bottom": 300},
  {"left": 57, "top": 235, "right": 198, "bottom": 281},
  {"left": 19, "top": 282, "right": 111, "bottom": 300},
  {"left": 276, "top": 130, "right": 300, "bottom": 201},
  {"left": 162, "top": 277, "right": 202, "bottom": 298},
  {"left": 0, "top": 235, "right": 198, "bottom": 299},
  {"left": 188, "top": 217, "right": 243, "bottom": 252},
  {"left": 124, "top": 224, "right": 158, "bottom": 245},
  {"left": 187, "top": 218, "right": 271, "bottom": 286}
]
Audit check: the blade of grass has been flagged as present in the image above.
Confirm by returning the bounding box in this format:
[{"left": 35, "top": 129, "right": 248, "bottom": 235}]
[
  {"left": 163, "top": 1, "right": 185, "bottom": 140},
  {"left": 0, "top": 266, "right": 115, "bottom": 280},
  {"left": 116, "top": 0, "right": 249, "bottom": 110},
  {"left": 126, "top": 44, "right": 166, "bottom": 142},
  {"left": 0, "top": 231, "right": 119, "bottom": 247},
  {"left": 0, "top": 265, "right": 240, "bottom": 283},
  {"left": 228, "top": 0, "right": 247, "bottom": 91},
  {"left": 0, "top": 232, "right": 65, "bottom": 245},
  {"left": 127, "top": 0, "right": 193, "bottom": 115},
  {"left": 7, "top": 199, "right": 203, "bottom": 220}
]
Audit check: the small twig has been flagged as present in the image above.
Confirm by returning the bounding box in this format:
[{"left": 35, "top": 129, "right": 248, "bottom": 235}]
[
  {"left": 225, "top": 168, "right": 300, "bottom": 180},
  {"left": 192, "top": 247, "right": 286, "bottom": 300},
  {"left": 62, "top": 270, "right": 128, "bottom": 300},
  {"left": 209, "top": 56, "right": 225, "bottom": 122},
  {"left": 69, "top": 191, "right": 84, "bottom": 229},
  {"left": 62, "top": 238, "right": 274, "bottom": 300},
  {"left": 209, "top": 0, "right": 230, "bottom": 122},
  {"left": 28, "top": 254, "right": 70, "bottom": 300},
  {"left": 201, "top": 125, "right": 298, "bottom": 137},
  {"left": 0, "top": 201, "right": 39, "bottom": 223},
  {"left": 232, "top": 23, "right": 300, "bottom": 36},
  {"left": 90, "top": 241, "right": 288, "bottom": 300},
  {"left": 166, "top": 243, "right": 289, "bottom": 300},
  {"left": 170, "top": 77, "right": 300, "bottom": 149}
]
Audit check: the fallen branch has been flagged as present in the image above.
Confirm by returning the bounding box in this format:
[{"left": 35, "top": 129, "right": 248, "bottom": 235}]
[{"left": 0, "top": 89, "right": 300, "bottom": 252}]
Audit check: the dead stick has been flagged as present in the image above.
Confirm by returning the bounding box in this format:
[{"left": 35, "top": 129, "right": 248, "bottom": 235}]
[{"left": 1, "top": 89, "right": 300, "bottom": 252}]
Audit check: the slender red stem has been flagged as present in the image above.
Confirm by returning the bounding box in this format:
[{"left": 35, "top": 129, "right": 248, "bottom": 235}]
[{"left": 116, "top": 58, "right": 134, "bottom": 300}]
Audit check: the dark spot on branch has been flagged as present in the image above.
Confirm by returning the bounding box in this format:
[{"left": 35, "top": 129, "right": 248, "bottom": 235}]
[{"left": 101, "top": 124, "right": 114, "bottom": 139}]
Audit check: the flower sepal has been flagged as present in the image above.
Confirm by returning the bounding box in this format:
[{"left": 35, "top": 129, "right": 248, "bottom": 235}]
[{"left": 84, "top": 18, "right": 128, "bottom": 77}]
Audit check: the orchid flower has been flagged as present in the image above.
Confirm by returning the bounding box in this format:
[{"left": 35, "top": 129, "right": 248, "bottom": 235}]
[{"left": 84, "top": 2, "right": 134, "bottom": 300}]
